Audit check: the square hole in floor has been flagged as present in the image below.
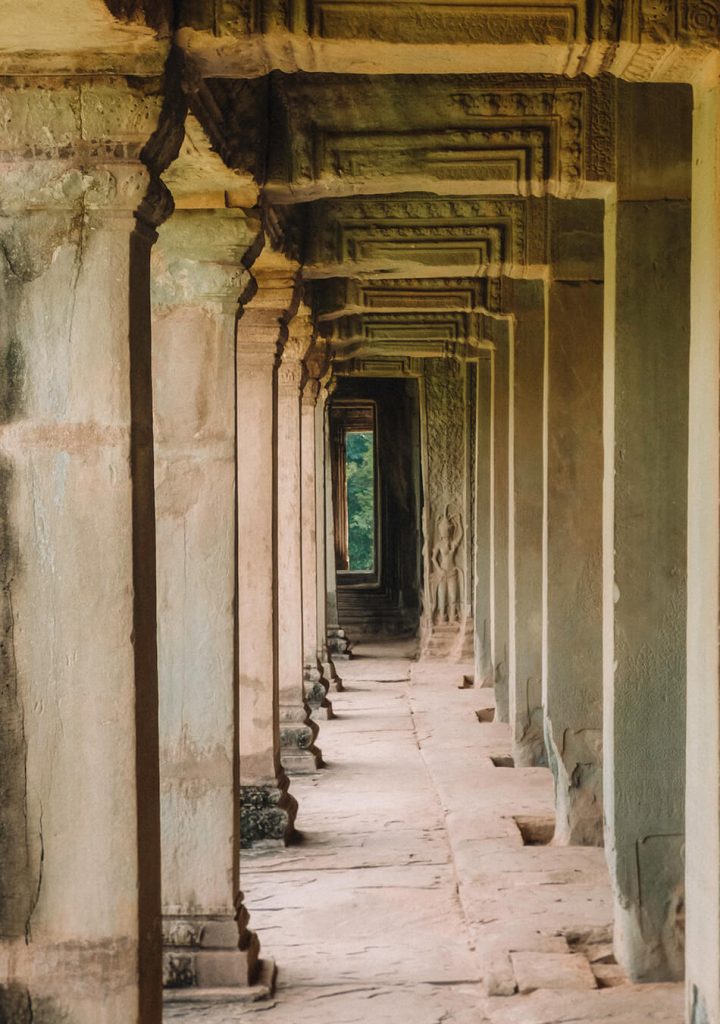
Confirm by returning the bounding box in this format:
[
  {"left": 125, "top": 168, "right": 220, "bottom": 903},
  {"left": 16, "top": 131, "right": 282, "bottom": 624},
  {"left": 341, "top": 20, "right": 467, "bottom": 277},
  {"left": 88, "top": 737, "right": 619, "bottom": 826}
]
[
  {"left": 514, "top": 815, "right": 555, "bottom": 846},
  {"left": 491, "top": 755, "right": 515, "bottom": 768},
  {"left": 476, "top": 708, "right": 495, "bottom": 723}
]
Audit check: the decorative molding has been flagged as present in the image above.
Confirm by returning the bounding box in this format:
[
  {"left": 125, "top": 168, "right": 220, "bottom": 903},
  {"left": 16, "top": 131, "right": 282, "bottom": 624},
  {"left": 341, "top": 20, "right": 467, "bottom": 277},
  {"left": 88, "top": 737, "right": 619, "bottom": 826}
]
[
  {"left": 337, "top": 356, "right": 424, "bottom": 377},
  {"left": 313, "top": 276, "right": 502, "bottom": 319},
  {"left": 637, "top": 0, "right": 720, "bottom": 44},
  {"left": 305, "top": 195, "right": 544, "bottom": 273},
  {"left": 210, "top": 0, "right": 585, "bottom": 40},
  {"left": 269, "top": 74, "right": 616, "bottom": 199}
]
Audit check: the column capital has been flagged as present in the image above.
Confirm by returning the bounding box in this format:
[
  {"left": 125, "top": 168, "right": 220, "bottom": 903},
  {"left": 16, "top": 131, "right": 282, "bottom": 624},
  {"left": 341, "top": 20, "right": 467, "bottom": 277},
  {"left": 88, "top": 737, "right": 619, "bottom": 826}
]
[
  {"left": 0, "top": 77, "right": 182, "bottom": 227},
  {"left": 302, "top": 338, "right": 332, "bottom": 407},
  {"left": 153, "top": 209, "right": 261, "bottom": 312},
  {"left": 302, "top": 378, "right": 321, "bottom": 407},
  {"left": 279, "top": 302, "right": 314, "bottom": 392}
]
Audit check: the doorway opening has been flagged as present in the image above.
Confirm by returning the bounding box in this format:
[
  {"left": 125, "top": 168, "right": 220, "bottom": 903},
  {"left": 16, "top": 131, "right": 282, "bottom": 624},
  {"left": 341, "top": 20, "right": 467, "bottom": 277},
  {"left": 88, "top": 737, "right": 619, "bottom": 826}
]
[
  {"left": 332, "top": 401, "right": 378, "bottom": 577},
  {"left": 329, "top": 379, "right": 422, "bottom": 640}
]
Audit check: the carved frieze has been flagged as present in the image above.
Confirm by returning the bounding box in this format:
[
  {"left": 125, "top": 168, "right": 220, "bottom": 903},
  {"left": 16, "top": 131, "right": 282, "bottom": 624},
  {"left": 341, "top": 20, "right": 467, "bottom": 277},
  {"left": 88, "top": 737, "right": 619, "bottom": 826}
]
[{"left": 210, "top": 0, "right": 584, "bottom": 44}]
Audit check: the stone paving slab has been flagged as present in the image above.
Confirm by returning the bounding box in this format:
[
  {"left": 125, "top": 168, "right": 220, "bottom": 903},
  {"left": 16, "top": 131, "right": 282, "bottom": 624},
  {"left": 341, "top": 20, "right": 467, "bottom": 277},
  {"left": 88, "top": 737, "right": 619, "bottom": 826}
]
[{"left": 165, "top": 642, "right": 682, "bottom": 1024}]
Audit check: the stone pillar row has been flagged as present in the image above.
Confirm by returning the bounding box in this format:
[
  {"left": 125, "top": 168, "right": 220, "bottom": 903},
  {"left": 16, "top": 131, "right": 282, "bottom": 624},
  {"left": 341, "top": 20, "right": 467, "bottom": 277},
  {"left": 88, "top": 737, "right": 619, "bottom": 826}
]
[
  {"left": 0, "top": 76, "right": 344, "bottom": 1019},
  {"left": 0, "top": 77, "right": 169, "bottom": 1024},
  {"left": 475, "top": 83, "right": 695, "bottom": 997}
]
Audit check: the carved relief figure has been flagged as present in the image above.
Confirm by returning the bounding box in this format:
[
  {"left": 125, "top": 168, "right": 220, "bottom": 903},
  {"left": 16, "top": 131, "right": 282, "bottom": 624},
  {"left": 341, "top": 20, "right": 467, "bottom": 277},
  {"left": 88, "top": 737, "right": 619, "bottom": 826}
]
[{"left": 431, "top": 504, "right": 464, "bottom": 624}]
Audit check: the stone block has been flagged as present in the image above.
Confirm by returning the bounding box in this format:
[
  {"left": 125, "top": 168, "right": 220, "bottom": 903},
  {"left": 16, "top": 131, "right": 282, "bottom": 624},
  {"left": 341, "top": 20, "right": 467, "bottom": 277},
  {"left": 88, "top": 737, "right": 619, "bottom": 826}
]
[{"left": 510, "top": 952, "right": 597, "bottom": 994}]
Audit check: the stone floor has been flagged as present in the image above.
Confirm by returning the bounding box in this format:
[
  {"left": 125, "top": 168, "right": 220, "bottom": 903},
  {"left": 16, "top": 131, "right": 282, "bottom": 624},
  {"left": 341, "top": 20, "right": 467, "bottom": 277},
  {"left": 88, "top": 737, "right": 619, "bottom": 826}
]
[{"left": 165, "top": 641, "right": 684, "bottom": 1024}]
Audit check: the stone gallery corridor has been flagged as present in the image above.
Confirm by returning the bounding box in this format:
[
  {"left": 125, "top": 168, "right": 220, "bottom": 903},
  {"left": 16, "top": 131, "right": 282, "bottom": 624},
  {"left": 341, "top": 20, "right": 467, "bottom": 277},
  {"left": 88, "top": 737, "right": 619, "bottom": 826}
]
[
  {"left": 166, "top": 642, "right": 685, "bottom": 1024},
  {"left": 2, "top": 3, "right": 720, "bottom": 1024}
]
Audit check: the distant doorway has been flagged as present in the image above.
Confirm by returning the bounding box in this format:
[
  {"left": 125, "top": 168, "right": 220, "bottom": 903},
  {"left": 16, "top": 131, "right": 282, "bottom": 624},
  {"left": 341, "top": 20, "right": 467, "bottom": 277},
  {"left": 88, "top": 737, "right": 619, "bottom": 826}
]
[
  {"left": 345, "top": 427, "right": 376, "bottom": 573},
  {"left": 329, "top": 379, "right": 421, "bottom": 640}
]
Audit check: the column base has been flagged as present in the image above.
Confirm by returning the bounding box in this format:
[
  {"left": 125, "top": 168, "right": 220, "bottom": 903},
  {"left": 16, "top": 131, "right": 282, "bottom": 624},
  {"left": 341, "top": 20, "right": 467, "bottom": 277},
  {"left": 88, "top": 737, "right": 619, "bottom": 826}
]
[
  {"left": 512, "top": 710, "right": 548, "bottom": 768},
  {"left": 162, "top": 913, "right": 263, "bottom": 992},
  {"left": 240, "top": 774, "right": 298, "bottom": 848},
  {"left": 280, "top": 702, "right": 325, "bottom": 773},
  {"left": 164, "top": 958, "right": 276, "bottom": 1004},
  {"left": 420, "top": 615, "right": 473, "bottom": 662},
  {"left": 320, "top": 644, "right": 345, "bottom": 692},
  {"left": 545, "top": 722, "right": 602, "bottom": 846},
  {"left": 304, "top": 661, "right": 335, "bottom": 720},
  {"left": 328, "top": 625, "right": 353, "bottom": 660}
]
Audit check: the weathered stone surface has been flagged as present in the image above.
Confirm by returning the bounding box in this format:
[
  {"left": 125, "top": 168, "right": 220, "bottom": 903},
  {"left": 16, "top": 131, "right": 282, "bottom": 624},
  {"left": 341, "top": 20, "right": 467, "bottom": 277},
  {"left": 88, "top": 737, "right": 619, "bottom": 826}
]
[
  {"left": 169, "top": 643, "right": 682, "bottom": 1024},
  {"left": 240, "top": 783, "right": 298, "bottom": 849},
  {"left": 685, "top": 69, "right": 720, "bottom": 1024},
  {"left": 175, "top": 1, "right": 718, "bottom": 81},
  {"left": 605, "top": 83, "right": 692, "bottom": 983},
  {"left": 511, "top": 952, "right": 597, "bottom": 994},
  {"left": 506, "top": 279, "right": 545, "bottom": 767},
  {"left": 544, "top": 278, "right": 604, "bottom": 845}
]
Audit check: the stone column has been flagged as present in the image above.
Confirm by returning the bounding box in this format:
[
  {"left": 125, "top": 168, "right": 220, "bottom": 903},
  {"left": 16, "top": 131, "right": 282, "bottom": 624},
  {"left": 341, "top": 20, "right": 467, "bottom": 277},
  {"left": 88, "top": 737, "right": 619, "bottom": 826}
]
[
  {"left": 474, "top": 351, "right": 494, "bottom": 688},
  {"left": 686, "top": 65, "right": 720, "bottom": 1024},
  {"left": 301, "top": 369, "right": 334, "bottom": 719},
  {"left": 604, "top": 82, "right": 691, "bottom": 982},
  {"left": 315, "top": 371, "right": 343, "bottom": 689},
  {"left": 237, "top": 266, "right": 299, "bottom": 847},
  {"left": 277, "top": 304, "right": 323, "bottom": 772},
  {"left": 151, "top": 210, "right": 265, "bottom": 990},
  {"left": 506, "top": 281, "right": 546, "bottom": 766},
  {"left": 0, "top": 79, "right": 166, "bottom": 1024},
  {"left": 324, "top": 380, "right": 353, "bottom": 660},
  {"left": 543, "top": 278, "right": 604, "bottom": 843},
  {"left": 489, "top": 318, "right": 511, "bottom": 721}
]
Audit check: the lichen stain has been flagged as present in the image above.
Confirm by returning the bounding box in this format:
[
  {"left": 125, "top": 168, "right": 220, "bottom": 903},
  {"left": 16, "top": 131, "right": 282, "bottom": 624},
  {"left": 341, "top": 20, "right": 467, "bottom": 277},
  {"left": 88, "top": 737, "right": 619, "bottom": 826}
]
[
  {"left": 0, "top": 459, "right": 38, "bottom": 938},
  {"left": 0, "top": 983, "right": 73, "bottom": 1024}
]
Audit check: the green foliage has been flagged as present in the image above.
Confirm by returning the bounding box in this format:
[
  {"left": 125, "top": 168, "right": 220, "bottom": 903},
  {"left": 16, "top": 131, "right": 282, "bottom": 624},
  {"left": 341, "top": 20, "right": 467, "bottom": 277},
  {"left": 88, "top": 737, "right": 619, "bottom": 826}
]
[{"left": 346, "top": 431, "right": 375, "bottom": 571}]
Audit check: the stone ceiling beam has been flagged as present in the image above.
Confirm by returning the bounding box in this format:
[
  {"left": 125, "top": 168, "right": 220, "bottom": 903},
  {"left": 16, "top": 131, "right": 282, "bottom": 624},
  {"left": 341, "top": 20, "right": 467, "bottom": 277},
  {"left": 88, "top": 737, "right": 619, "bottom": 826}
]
[
  {"left": 0, "top": 0, "right": 170, "bottom": 75},
  {"left": 174, "top": 1, "right": 719, "bottom": 83}
]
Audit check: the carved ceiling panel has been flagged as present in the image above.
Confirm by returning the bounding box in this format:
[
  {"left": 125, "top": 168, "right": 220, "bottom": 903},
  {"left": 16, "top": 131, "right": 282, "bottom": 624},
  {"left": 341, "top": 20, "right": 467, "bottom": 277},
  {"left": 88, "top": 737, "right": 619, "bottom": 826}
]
[
  {"left": 268, "top": 74, "right": 616, "bottom": 200},
  {"left": 313, "top": 277, "right": 502, "bottom": 319},
  {"left": 329, "top": 310, "right": 490, "bottom": 362},
  {"left": 302, "top": 195, "right": 546, "bottom": 276}
]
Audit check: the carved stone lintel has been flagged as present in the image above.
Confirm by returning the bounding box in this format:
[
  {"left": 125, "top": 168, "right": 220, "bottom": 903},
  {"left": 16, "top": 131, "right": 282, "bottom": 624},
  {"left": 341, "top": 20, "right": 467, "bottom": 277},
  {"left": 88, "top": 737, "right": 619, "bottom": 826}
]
[{"left": 239, "top": 778, "right": 298, "bottom": 849}]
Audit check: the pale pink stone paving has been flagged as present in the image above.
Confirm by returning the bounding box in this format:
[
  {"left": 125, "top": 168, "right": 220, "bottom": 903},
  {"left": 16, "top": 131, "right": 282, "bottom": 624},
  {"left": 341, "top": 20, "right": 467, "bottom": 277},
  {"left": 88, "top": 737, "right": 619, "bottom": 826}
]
[{"left": 165, "top": 641, "right": 683, "bottom": 1024}]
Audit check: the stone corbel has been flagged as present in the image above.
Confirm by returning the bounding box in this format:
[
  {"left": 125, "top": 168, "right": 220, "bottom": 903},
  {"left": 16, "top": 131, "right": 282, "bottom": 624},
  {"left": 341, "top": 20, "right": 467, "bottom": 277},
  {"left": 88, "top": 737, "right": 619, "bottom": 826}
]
[{"left": 278, "top": 300, "right": 314, "bottom": 391}]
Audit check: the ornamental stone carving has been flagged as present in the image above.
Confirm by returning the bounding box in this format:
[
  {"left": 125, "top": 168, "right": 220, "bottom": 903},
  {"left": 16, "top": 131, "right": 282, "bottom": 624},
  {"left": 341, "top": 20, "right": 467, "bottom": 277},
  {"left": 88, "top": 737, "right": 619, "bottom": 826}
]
[
  {"left": 431, "top": 504, "right": 465, "bottom": 625},
  {"left": 305, "top": 195, "right": 543, "bottom": 273},
  {"left": 313, "top": 277, "right": 502, "bottom": 319},
  {"left": 332, "top": 311, "right": 486, "bottom": 361},
  {"left": 269, "top": 74, "right": 616, "bottom": 199}
]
